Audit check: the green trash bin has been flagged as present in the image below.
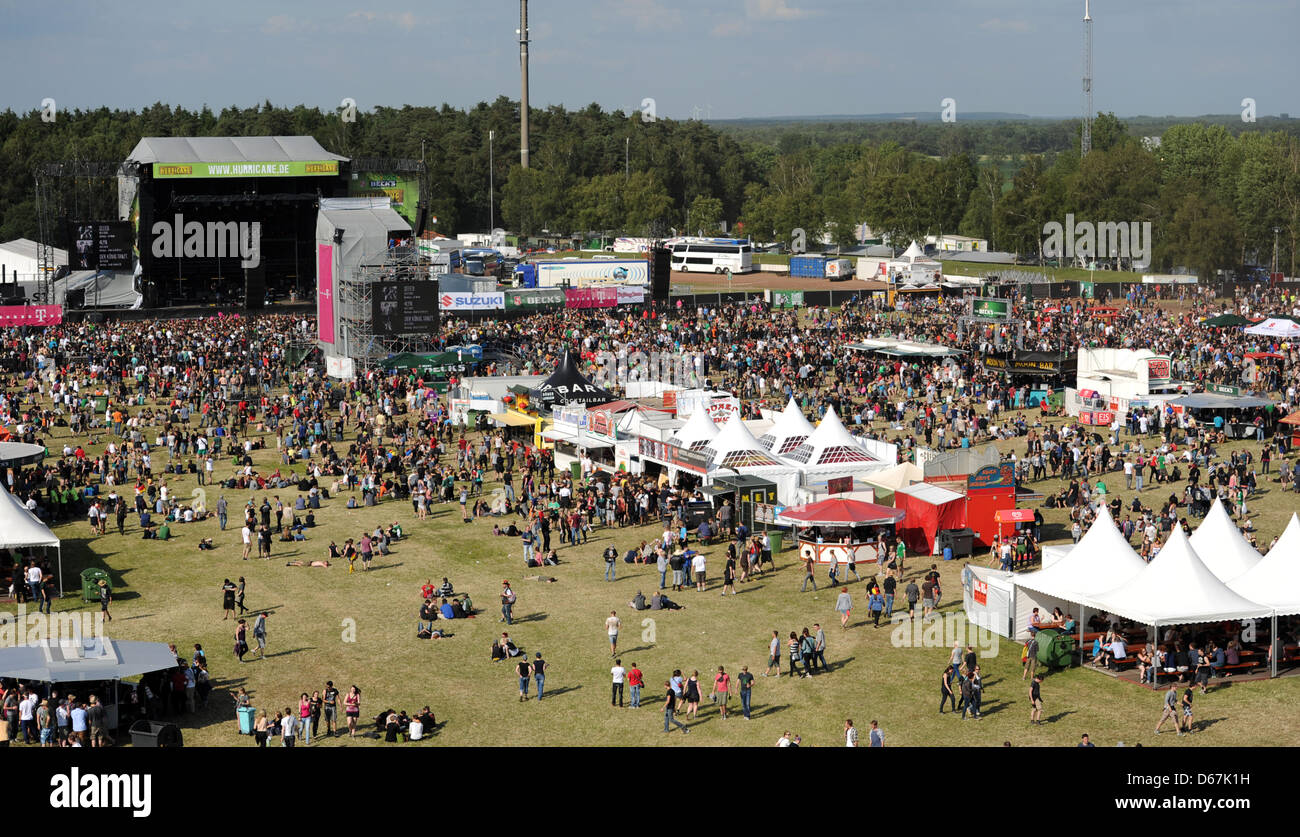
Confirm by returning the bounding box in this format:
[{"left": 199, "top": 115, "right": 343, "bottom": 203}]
[
  {"left": 81, "top": 568, "right": 110, "bottom": 602},
  {"left": 766, "top": 531, "right": 784, "bottom": 554},
  {"left": 1035, "top": 629, "right": 1076, "bottom": 669}
]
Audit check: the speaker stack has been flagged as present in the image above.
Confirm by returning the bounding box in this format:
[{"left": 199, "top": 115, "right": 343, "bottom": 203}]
[{"left": 650, "top": 245, "right": 671, "bottom": 301}]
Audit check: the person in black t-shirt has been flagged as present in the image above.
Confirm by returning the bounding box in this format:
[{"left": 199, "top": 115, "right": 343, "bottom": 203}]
[
  {"left": 322, "top": 682, "right": 340, "bottom": 737},
  {"left": 1029, "top": 675, "right": 1043, "bottom": 725},
  {"left": 662, "top": 682, "right": 688, "bottom": 734},
  {"left": 517, "top": 657, "right": 532, "bottom": 701},
  {"left": 1181, "top": 687, "right": 1195, "bottom": 733}
]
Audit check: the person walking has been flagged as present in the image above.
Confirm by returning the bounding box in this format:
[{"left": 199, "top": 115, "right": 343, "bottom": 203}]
[
  {"left": 234, "top": 619, "right": 248, "bottom": 663},
  {"left": 221, "top": 578, "right": 237, "bottom": 620},
  {"left": 298, "top": 693, "right": 312, "bottom": 745},
  {"left": 788, "top": 632, "right": 807, "bottom": 678},
  {"left": 662, "top": 681, "right": 688, "bottom": 734},
  {"left": 97, "top": 579, "right": 112, "bottom": 622},
  {"left": 323, "top": 682, "right": 339, "bottom": 737},
  {"left": 517, "top": 655, "right": 532, "bottom": 701},
  {"left": 813, "top": 624, "right": 828, "bottom": 671},
  {"left": 836, "top": 586, "right": 853, "bottom": 629},
  {"left": 683, "top": 671, "right": 702, "bottom": 719},
  {"left": 235, "top": 576, "right": 248, "bottom": 615},
  {"left": 280, "top": 707, "right": 297, "bottom": 747},
  {"left": 800, "top": 629, "right": 818, "bottom": 676},
  {"left": 500, "top": 580, "right": 516, "bottom": 625},
  {"left": 868, "top": 720, "right": 884, "bottom": 747},
  {"left": 603, "top": 544, "right": 618, "bottom": 581},
  {"left": 610, "top": 659, "right": 626, "bottom": 707},
  {"left": 868, "top": 587, "right": 885, "bottom": 627},
  {"left": 966, "top": 665, "right": 984, "bottom": 719},
  {"left": 1029, "top": 674, "right": 1044, "bottom": 725},
  {"left": 627, "top": 662, "right": 643, "bottom": 708},
  {"left": 532, "top": 653, "right": 547, "bottom": 701},
  {"left": 1155, "top": 684, "right": 1180, "bottom": 735},
  {"left": 737, "top": 665, "right": 754, "bottom": 720},
  {"left": 764, "top": 630, "right": 781, "bottom": 677},
  {"left": 252, "top": 612, "right": 269, "bottom": 659},
  {"left": 344, "top": 686, "right": 361, "bottom": 738},
  {"left": 940, "top": 665, "right": 958, "bottom": 714},
  {"left": 844, "top": 718, "right": 858, "bottom": 747},
  {"left": 712, "top": 666, "right": 731, "bottom": 719},
  {"left": 800, "top": 555, "right": 817, "bottom": 592},
  {"left": 606, "top": 610, "right": 622, "bottom": 657}
]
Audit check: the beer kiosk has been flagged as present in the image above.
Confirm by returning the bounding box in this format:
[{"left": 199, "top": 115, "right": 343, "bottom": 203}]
[{"left": 776, "top": 498, "right": 906, "bottom": 566}]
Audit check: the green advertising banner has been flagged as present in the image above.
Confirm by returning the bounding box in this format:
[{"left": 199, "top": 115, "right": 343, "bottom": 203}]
[
  {"left": 348, "top": 172, "right": 422, "bottom": 225},
  {"left": 971, "top": 297, "right": 1010, "bottom": 319},
  {"left": 772, "top": 290, "right": 805, "bottom": 308},
  {"left": 505, "top": 289, "right": 566, "bottom": 311},
  {"left": 152, "top": 161, "right": 341, "bottom": 178},
  {"left": 1207, "top": 384, "right": 1242, "bottom": 397}
]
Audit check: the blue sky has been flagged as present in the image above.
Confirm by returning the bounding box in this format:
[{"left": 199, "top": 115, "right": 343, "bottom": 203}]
[{"left": 2, "top": 0, "right": 1296, "bottom": 120}]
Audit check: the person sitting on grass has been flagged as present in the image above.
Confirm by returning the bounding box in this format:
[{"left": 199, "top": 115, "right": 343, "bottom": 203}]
[
  {"left": 491, "top": 633, "right": 520, "bottom": 661},
  {"left": 650, "top": 590, "right": 683, "bottom": 610},
  {"left": 457, "top": 594, "right": 473, "bottom": 616},
  {"left": 440, "top": 598, "right": 456, "bottom": 620},
  {"left": 198, "top": 537, "right": 216, "bottom": 551},
  {"left": 285, "top": 559, "right": 331, "bottom": 568}
]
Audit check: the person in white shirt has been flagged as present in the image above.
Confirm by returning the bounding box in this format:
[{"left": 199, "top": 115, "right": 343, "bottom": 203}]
[
  {"left": 610, "top": 661, "right": 627, "bottom": 707},
  {"left": 692, "top": 551, "right": 707, "bottom": 592},
  {"left": 776, "top": 731, "right": 792, "bottom": 747}
]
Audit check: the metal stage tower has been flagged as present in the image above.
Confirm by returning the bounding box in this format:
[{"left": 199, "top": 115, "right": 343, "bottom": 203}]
[{"left": 335, "top": 243, "right": 435, "bottom": 371}]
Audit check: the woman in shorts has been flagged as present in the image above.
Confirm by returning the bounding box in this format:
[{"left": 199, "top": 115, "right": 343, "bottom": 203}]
[{"left": 344, "top": 685, "right": 361, "bottom": 738}]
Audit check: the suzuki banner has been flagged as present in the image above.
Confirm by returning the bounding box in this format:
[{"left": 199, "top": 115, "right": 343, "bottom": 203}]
[
  {"left": 439, "top": 291, "right": 504, "bottom": 311},
  {"left": 0, "top": 305, "right": 62, "bottom": 326}
]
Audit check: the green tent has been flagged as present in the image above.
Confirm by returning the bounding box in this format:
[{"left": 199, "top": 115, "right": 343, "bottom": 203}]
[{"left": 1201, "top": 314, "right": 1257, "bottom": 327}]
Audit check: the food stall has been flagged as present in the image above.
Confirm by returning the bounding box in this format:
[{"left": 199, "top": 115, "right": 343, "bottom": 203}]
[{"left": 776, "top": 497, "right": 906, "bottom": 566}]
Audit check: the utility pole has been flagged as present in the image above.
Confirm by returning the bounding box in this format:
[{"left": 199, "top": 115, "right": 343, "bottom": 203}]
[
  {"left": 519, "top": 0, "right": 530, "bottom": 169},
  {"left": 1081, "top": 0, "right": 1093, "bottom": 156},
  {"left": 625, "top": 136, "right": 629, "bottom": 179},
  {"left": 489, "top": 130, "right": 495, "bottom": 232}
]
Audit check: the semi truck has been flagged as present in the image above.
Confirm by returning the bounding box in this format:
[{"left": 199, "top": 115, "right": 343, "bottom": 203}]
[{"left": 512, "top": 258, "right": 649, "bottom": 288}]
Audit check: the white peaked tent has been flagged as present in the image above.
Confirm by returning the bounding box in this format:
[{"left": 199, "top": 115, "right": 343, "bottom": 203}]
[
  {"left": 1012, "top": 505, "right": 1148, "bottom": 640},
  {"left": 669, "top": 408, "right": 719, "bottom": 455},
  {"left": 1228, "top": 514, "right": 1300, "bottom": 616},
  {"left": 0, "top": 484, "right": 63, "bottom": 590},
  {"left": 758, "top": 398, "right": 816, "bottom": 456},
  {"left": 783, "top": 407, "right": 883, "bottom": 469},
  {"left": 900, "top": 241, "right": 926, "bottom": 262},
  {"left": 708, "top": 414, "right": 792, "bottom": 472},
  {"left": 1244, "top": 318, "right": 1300, "bottom": 338},
  {"left": 1083, "top": 526, "right": 1271, "bottom": 628},
  {"left": 1188, "top": 498, "right": 1262, "bottom": 582}
]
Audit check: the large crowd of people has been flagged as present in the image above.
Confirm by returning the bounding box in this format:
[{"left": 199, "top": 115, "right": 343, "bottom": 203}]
[{"left": 0, "top": 277, "right": 1297, "bottom": 746}]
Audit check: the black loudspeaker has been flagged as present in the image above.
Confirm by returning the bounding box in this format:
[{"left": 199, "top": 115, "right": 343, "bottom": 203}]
[
  {"left": 650, "top": 246, "right": 671, "bottom": 301},
  {"left": 0, "top": 284, "right": 25, "bottom": 301},
  {"left": 244, "top": 266, "right": 266, "bottom": 310},
  {"left": 65, "top": 289, "right": 86, "bottom": 309},
  {"left": 86, "top": 312, "right": 105, "bottom": 324}
]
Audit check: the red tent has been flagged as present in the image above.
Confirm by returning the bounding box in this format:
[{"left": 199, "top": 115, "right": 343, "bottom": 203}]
[
  {"left": 777, "top": 498, "right": 905, "bottom": 527},
  {"left": 895, "top": 483, "right": 967, "bottom": 554}
]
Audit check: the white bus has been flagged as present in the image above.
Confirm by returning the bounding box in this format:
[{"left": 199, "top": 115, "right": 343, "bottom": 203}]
[{"left": 667, "top": 237, "right": 754, "bottom": 274}]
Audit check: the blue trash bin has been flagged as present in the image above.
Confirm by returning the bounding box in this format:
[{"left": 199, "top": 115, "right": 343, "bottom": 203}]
[{"left": 237, "top": 705, "right": 256, "bottom": 735}]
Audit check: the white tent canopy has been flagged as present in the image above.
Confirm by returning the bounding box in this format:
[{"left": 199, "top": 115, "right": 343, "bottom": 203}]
[
  {"left": 0, "top": 484, "right": 63, "bottom": 590},
  {"left": 862, "top": 461, "right": 924, "bottom": 493},
  {"left": 708, "top": 414, "right": 790, "bottom": 471},
  {"left": 1243, "top": 318, "right": 1300, "bottom": 338},
  {"left": 1187, "top": 498, "right": 1262, "bottom": 582},
  {"left": 782, "top": 406, "right": 883, "bottom": 469},
  {"left": 757, "top": 398, "right": 816, "bottom": 456},
  {"left": 1015, "top": 505, "right": 1147, "bottom": 602},
  {"left": 1083, "top": 526, "right": 1272, "bottom": 626},
  {"left": 668, "top": 407, "right": 719, "bottom": 453},
  {"left": 1228, "top": 513, "right": 1300, "bottom": 616}
]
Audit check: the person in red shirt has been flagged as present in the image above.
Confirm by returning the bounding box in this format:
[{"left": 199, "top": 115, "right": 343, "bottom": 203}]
[
  {"left": 420, "top": 579, "right": 436, "bottom": 600},
  {"left": 627, "top": 663, "right": 644, "bottom": 708}
]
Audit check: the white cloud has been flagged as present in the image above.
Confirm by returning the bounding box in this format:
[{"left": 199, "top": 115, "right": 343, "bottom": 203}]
[
  {"left": 618, "top": 0, "right": 683, "bottom": 31},
  {"left": 346, "top": 10, "right": 420, "bottom": 31},
  {"left": 745, "top": 0, "right": 813, "bottom": 21},
  {"left": 978, "top": 18, "right": 1032, "bottom": 34},
  {"left": 261, "top": 15, "right": 295, "bottom": 35}
]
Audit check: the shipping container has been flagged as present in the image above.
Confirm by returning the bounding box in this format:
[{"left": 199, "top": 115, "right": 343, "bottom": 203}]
[{"left": 789, "top": 255, "right": 829, "bottom": 278}]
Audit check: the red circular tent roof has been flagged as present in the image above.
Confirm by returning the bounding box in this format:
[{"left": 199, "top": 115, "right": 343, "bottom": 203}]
[{"left": 777, "top": 498, "right": 906, "bottom": 527}]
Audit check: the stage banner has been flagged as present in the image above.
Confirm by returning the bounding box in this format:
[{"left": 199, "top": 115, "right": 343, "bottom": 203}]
[
  {"left": 0, "top": 305, "right": 62, "bottom": 326},
  {"left": 615, "top": 286, "right": 645, "bottom": 306},
  {"left": 564, "top": 287, "right": 618, "bottom": 309},
  {"left": 439, "top": 291, "right": 504, "bottom": 311},
  {"left": 505, "top": 288, "right": 566, "bottom": 311},
  {"left": 317, "top": 244, "right": 335, "bottom": 343},
  {"left": 154, "top": 161, "right": 340, "bottom": 178}
]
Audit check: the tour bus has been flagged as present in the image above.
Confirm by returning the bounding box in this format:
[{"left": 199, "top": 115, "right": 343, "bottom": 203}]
[{"left": 667, "top": 237, "right": 754, "bottom": 274}]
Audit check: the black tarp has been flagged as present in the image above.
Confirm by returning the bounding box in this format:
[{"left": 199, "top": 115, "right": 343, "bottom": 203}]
[{"left": 534, "top": 350, "right": 615, "bottom": 407}]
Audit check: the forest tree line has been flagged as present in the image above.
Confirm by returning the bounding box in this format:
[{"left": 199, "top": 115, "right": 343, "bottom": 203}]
[{"left": 0, "top": 99, "right": 1296, "bottom": 277}]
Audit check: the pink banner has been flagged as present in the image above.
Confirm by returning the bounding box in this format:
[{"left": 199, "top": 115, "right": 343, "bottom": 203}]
[
  {"left": 0, "top": 305, "right": 62, "bottom": 326},
  {"left": 317, "top": 244, "right": 335, "bottom": 343},
  {"left": 564, "top": 287, "right": 617, "bottom": 309}
]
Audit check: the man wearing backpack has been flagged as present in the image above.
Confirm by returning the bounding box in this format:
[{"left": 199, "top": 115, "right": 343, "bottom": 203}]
[
  {"left": 603, "top": 544, "right": 618, "bottom": 582},
  {"left": 1022, "top": 636, "right": 1039, "bottom": 680}
]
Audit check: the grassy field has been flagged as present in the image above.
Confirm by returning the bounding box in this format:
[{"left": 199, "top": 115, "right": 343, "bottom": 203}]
[{"left": 7, "top": 403, "right": 1300, "bottom": 748}]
